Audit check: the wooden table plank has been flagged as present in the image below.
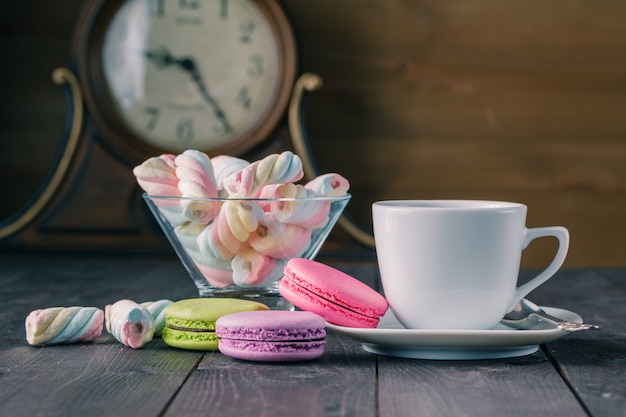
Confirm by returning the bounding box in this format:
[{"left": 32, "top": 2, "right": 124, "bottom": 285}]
[
  {"left": 0, "top": 338, "right": 203, "bottom": 417},
  {"left": 164, "top": 330, "right": 378, "bottom": 417},
  {"left": 528, "top": 268, "right": 626, "bottom": 417},
  {"left": 0, "top": 255, "right": 201, "bottom": 417},
  {"left": 1, "top": 256, "right": 625, "bottom": 417},
  {"left": 377, "top": 352, "right": 587, "bottom": 417}
]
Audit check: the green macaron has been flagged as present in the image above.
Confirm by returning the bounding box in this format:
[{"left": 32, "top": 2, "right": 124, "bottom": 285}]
[{"left": 162, "top": 298, "right": 269, "bottom": 351}]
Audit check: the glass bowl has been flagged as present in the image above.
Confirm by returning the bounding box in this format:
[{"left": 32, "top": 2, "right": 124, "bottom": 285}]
[{"left": 143, "top": 193, "right": 350, "bottom": 309}]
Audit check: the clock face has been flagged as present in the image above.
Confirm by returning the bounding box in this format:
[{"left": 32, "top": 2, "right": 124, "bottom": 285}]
[
  {"left": 101, "top": 0, "right": 281, "bottom": 152},
  {"left": 74, "top": 0, "right": 296, "bottom": 160}
]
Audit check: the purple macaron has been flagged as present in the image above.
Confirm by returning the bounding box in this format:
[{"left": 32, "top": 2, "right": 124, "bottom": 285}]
[{"left": 216, "top": 310, "right": 326, "bottom": 362}]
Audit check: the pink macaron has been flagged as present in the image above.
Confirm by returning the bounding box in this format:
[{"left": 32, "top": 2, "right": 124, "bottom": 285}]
[
  {"left": 216, "top": 310, "right": 326, "bottom": 362},
  {"left": 279, "top": 258, "right": 389, "bottom": 328}
]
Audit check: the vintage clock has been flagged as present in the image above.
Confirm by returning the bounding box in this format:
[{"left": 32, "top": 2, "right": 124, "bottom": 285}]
[
  {"left": 77, "top": 0, "right": 297, "bottom": 161},
  {"left": 0, "top": 0, "right": 373, "bottom": 252}
]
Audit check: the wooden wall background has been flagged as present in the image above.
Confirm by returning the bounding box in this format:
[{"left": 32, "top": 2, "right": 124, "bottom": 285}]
[{"left": 1, "top": 0, "right": 625, "bottom": 267}]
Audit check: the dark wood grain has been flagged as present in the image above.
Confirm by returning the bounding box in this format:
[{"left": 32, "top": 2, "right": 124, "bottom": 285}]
[
  {"left": 2, "top": 0, "right": 626, "bottom": 267},
  {"left": 0, "top": 255, "right": 201, "bottom": 417},
  {"left": 164, "top": 331, "right": 377, "bottom": 417},
  {"left": 1, "top": 256, "right": 625, "bottom": 417},
  {"left": 284, "top": 0, "right": 626, "bottom": 267},
  {"left": 0, "top": 338, "right": 203, "bottom": 417},
  {"left": 378, "top": 352, "right": 587, "bottom": 417},
  {"left": 526, "top": 268, "right": 626, "bottom": 417}
]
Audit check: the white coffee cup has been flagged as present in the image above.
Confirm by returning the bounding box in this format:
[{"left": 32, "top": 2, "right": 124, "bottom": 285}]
[{"left": 372, "top": 200, "right": 569, "bottom": 330}]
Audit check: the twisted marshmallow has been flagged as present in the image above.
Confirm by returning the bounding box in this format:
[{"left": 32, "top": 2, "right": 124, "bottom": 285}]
[
  {"left": 105, "top": 300, "right": 154, "bottom": 349},
  {"left": 197, "top": 217, "right": 241, "bottom": 260},
  {"left": 211, "top": 155, "right": 250, "bottom": 192},
  {"left": 193, "top": 254, "right": 234, "bottom": 288},
  {"left": 25, "top": 306, "right": 104, "bottom": 346},
  {"left": 175, "top": 222, "right": 234, "bottom": 287},
  {"left": 305, "top": 173, "right": 350, "bottom": 197},
  {"left": 133, "top": 154, "right": 180, "bottom": 197},
  {"left": 232, "top": 248, "right": 286, "bottom": 287},
  {"left": 261, "top": 183, "right": 330, "bottom": 229},
  {"left": 174, "top": 222, "right": 207, "bottom": 250},
  {"left": 223, "top": 151, "right": 304, "bottom": 197},
  {"left": 249, "top": 213, "right": 312, "bottom": 258},
  {"left": 133, "top": 154, "right": 186, "bottom": 226},
  {"left": 175, "top": 150, "right": 220, "bottom": 224},
  {"left": 140, "top": 300, "right": 173, "bottom": 336},
  {"left": 222, "top": 200, "right": 264, "bottom": 242}
]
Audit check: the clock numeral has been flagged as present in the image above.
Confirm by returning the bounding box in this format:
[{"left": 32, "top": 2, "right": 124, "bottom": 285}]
[
  {"left": 179, "top": 0, "right": 200, "bottom": 10},
  {"left": 236, "top": 87, "right": 252, "bottom": 110},
  {"left": 220, "top": 0, "right": 228, "bottom": 20},
  {"left": 149, "top": 0, "right": 165, "bottom": 17},
  {"left": 177, "top": 119, "right": 195, "bottom": 143},
  {"left": 239, "top": 21, "right": 256, "bottom": 43},
  {"left": 144, "top": 107, "right": 161, "bottom": 131},
  {"left": 247, "top": 55, "right": 264, "bottom": 78}
]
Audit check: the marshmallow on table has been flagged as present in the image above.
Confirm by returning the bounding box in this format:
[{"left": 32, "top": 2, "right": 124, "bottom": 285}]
[
  {"left": 175, "top": 150, "right": 220, "bottom": 224},
  {"left": 223, "top": 151, "right": 304, "bottom": 197},
  {"left": 140, "top": 300, "right": 173, "bottom": 336},
  {"left": 105, "top": 300, "right": 154, "bottom": 349},
  {"left": 25, "top": 306, "right": 104, "bottom": 346}
]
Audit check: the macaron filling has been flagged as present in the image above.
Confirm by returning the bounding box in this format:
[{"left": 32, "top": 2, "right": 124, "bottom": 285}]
[
  {"left": 161, "top": 326, "right": 218, "bottom": 345},
  {"left": 280, "top": 274, "right": 380, "bottom": 326},
  {"left": 219, "top": 339, "right": 325, "bottom": 354},
  {"left": 162, "top": 298, "right": 269, "bottom": 351},
  {"left": 216, "top": 310, "right": 326, "bottom": 362}
]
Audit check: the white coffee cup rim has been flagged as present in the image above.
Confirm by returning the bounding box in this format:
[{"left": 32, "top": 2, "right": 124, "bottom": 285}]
[{"left": 373, "top": 199, "right": 525, "bottom": 210}]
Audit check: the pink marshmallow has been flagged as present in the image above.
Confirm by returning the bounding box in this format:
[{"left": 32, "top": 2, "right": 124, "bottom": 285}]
[
  {"left": 197, "top": 217, "right": 241, "bottom": 260},
  {"left": 25, "top": 307, "right": 104, "bottom": 346},
  {"left": 105, "top": 300, "right": 154, "bottom": 349},
  {"left": 195, "top": 261, "right": 234, "bottom": 288},
  {"left": 223, "top": 151, "right": 304, "bottom": 197},
  {"left": 231, "top": 248, "right": 285, "bottom": 287},
  {"left": 222, "top": 200, "right": 264, "bottom": 242},
  {"left": 133, "top": 154, "right": 181, "bottom": 198},
  {"left": 134, "top": 154, "right": 186, "bottom": 226},
  {"left": 249, "top": 213, "right": 312, "bottom": 258},
  {"left": 175, "top": 150, "right": 220, "bottom": 224},
  {"left": 174, "top": 222, "right": 206, "bottom": 250},
  {"left": 211, "top": 155, "right": 250, "bottom": 191},
  {"left": 305, "top": 173, "right": 350, "bottom": 197},
  {"left": 267, "top": 184, "right": 331, "bottom": 229},
  {"left": 187, "top": 249, "right": 234, "bottom": 288}
]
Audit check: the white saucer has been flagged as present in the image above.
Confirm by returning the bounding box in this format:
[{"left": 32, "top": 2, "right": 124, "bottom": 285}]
[{"left": 326, "top": 306, "right": 582, "bottom": 360}]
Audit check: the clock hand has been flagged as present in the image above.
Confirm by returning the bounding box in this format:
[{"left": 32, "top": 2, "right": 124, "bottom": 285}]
[
  {"left": 143, "top": 47, "right": 233, "bottom": 134},
  {"left": 143, "top": 47, "right": 177, "bottom": 69},
  {"left": 177, "top": 57, "right": 233, "bottom": 134}
]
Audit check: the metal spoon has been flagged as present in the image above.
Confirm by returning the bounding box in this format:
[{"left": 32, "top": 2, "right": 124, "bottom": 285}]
[{"left": 501, "top": 298, "right": 601, "bottom": 332}]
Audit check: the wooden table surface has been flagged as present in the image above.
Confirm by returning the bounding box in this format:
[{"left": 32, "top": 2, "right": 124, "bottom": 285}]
[{"left": 0, "top": 254, "right": 624, "bottom": 417}]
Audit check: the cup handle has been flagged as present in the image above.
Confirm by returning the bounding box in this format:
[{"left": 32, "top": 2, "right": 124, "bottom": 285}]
[{"left": 507, "top": 226, "right": 570, "bottom": 312}]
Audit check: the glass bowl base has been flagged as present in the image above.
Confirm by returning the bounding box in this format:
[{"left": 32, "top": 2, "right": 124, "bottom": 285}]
[{"left": 195, "top": 284, "right": 294, "bottom": 310}]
